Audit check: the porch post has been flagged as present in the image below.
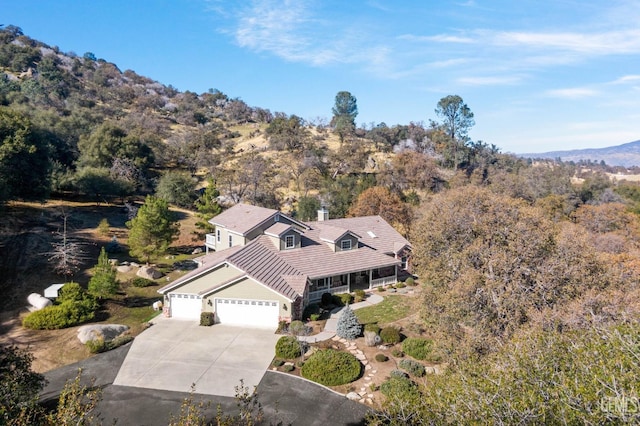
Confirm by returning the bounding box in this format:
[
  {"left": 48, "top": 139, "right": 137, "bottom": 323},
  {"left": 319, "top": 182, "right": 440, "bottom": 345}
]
[{"left": 368, "top": 269, "right": 373, "bottom": 290}]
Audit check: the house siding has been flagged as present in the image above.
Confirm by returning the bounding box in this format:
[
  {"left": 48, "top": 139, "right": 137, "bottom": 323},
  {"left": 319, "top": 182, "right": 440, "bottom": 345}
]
[
  {"left": 169, "top": 263, "right": 244, "bottom": 294},
  {"left": 202, "top": 277, "right": 292, "bottom": 319},
  {"left": 336, "top": 235, "right": 359, "bottom": 252}
]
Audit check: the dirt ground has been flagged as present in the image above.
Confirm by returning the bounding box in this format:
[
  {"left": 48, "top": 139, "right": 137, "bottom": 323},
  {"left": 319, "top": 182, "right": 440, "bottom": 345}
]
[{"left": 0, "top": 199, "right": 200, "bottom": 373}]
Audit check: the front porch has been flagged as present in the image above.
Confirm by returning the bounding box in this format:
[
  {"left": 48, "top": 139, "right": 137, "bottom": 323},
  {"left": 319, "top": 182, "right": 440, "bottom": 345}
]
[{"left": 308, "top": 266, "right": 397, "bottom": 302}]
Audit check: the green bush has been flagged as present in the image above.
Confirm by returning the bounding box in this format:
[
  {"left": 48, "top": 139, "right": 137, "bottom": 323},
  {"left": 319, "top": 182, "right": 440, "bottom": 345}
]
[
  {"left": 354, "top": 289, "right": 366, "bottom": 302},
  {"left": 275, "top": 335, "right": 301, "bottom": 359},
  {"left": 405, "top": 277, "right": 415, "bottom": 286},
  {"left": 309, "top": 313, "right": 321, "bottom": 321},
  {"left": 200, "top": 311, "right": 215, "bottom": 326},
  {"left": 380, "top": 326, "right": 401, "bottom": 344},
  {"left": 301, "top": 349, "right": 362, "bottom": 386},
  {"left": 303, "top": 303, "right": 320, "bottom": 320},
  {"left": 390, "top": 369, "right": 409, "bottom": 380},
  {"left": 377, "top": 286, "right": 386, "bottom": 292},
  {"left": 85, "top": 334, "right": 133, "bottom": 354},
  {"left": 289, "top": 320, "right": 306, "bottom": 335},
  {"left": 85, "top": 337, "right": 106, "bottom": 354},
  {"left": 391, "top": 348, "right": 404, "bottom": 358},
  {"left": 273, "top": 359, "right": 284, "bottom": 367},
  {"left": 399, "top": 359, "right": 426, "bottom": 377},
  {"left": 380, "top": 376, "right": 418, "bottom": 398},
  {"left": 402, "top": 337, "right": 433, "bottom": 360},
  {"left": 295, "top": 360, "right": 305, "bottom": 368},
  {"left": 396, "top": 282, "right": 406, "bottom": 288},
  {"left": 321, "top": 292, "right": 333, "bottom": 306},
  {"left": 130, "top": 277, "right": 155, "bottom": 288},
  {"left": 23, "top": 284, "right": 98, "bottom": 330},
  {"left": 375, "top": 353, "right": 388, "bottom": 362},
  {"left": 364, "top": 323, "right": 381, "bottom": 334},
  {"left": 283, "top": 364, "right": 295, "bottom": 372},
  {"left": 334, "top": 293, "right": 353, "bottom": 306}
]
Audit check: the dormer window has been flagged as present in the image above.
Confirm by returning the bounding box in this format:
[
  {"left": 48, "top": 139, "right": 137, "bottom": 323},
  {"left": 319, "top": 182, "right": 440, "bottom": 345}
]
[
  {"left": 285, "top": 235, "right": 295, "bottom": 249},
  {"left": 341, "top": 239, "right": 352, "bottom": 251}
]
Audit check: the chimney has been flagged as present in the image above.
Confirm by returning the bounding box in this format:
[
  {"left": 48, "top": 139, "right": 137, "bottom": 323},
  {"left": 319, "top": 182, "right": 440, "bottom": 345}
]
[{"left": 317, "top": 207, "right": 329, "bottom": 222}]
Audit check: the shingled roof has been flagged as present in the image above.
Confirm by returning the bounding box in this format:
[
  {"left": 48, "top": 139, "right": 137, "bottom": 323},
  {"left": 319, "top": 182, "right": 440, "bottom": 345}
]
[{"left": 209, "top": 203, "right": 278, "bottom": 236}]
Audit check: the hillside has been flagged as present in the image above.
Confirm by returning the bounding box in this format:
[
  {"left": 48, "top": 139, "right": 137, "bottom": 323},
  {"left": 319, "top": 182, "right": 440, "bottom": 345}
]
[{"left": 521, "top": 139, "right": 640, "bottom": 167}]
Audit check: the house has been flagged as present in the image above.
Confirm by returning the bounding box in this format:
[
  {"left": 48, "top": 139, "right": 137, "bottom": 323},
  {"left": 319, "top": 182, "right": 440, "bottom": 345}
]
[{"left": 158, "top": 203, "right": 411, "bottom": 328}]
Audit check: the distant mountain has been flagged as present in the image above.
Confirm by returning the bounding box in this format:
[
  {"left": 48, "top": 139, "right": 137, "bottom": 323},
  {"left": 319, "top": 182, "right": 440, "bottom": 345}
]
[{"left": 521, "top": 140, "right": 640, "bottom": 167}]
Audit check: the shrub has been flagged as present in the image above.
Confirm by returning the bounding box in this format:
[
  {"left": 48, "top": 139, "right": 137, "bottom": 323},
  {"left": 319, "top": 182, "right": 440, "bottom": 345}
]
[
  {"left": 396, "top": 282, "right": 406, "bottom": 288},
  {"left": 380, "top": 326, "right": 401, "bottom": 344},
  {"left": 399, "top": 359, "right": 426, "bottom": 377},
  {"left": 375, "top": 353, "right": 388, "bottom": 362},
  {"left": 85, "top": 337, "right": 106, "bottom": 354},
  {"left": 402, "top": 337, "right": 433, "bottom": 360},
  {"left": 364, "top": 323, "right": 381, "bottom": 334},
  {"left": 353, "top": 289, "right": 366, "bottom": 302},
  {"left": 391, "top": 348, "right": 404, "bottom": 358},
  {"left": 336, "top": 305, "right": 361, "bottom": 340},
  {"left": 309, "top": 313, "right": 321, "bottom": 321},
  {"left": 289, "top": 320, "right": 306, "bottom": 335},
  {"left": 301, "top": 349, "right": 362, "bottom": 386},
  {"left": 334, "top": 293, "right": 353, "bottom": 306},
  {"left": 130, "top": 277, "right": 155, "bottom": 288},
  {"left": 405, "top": 277, "right": 415, "bottom": 286},
  {"left": 23, "top": 283, "right": 98, "bottom": 330},
  {"left": 303, "top": 303, "right": 320, "bottom": 320},
  {"left": 273, "top": 359, "right": 284, "bottom": 367},
  {"left": 295, "top": 360, "right": 305, "bottom": 368},
  {"left": 390, "top": 369, "right": 409, "bottom": 379},
  {"left": 200, "top": 312, "right": 215, "bottom": 326},
  {"left": 283, "top": 364, "right": 294, "bottom": 372},
  {"left": 275, "top": 336, "right": 301, "bottom": 359},
  {"left": 377, "top": 286, "right": 386, "bottom": 292},
  {"left": 369, "top": 383, "right": 380, "bottom": 392},
  {"left": 380, "top": 376, "right": 418, "bottom": 398},
  {"left": 277, "top": 320, "right": 288, "bottom": 333},
  {"left": 321, "top": 292, "right": 333, "bottom": 306}
]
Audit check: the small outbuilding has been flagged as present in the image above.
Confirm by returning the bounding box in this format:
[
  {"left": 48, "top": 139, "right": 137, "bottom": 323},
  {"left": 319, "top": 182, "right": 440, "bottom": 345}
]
[{"left": 44, "top": 283, "right": 65, "bottom": 299}]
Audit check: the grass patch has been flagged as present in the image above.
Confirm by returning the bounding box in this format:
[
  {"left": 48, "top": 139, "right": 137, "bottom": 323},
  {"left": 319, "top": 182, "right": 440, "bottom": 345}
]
[{"left": 354, "top": 295, "right": 414, "bottom": 325}]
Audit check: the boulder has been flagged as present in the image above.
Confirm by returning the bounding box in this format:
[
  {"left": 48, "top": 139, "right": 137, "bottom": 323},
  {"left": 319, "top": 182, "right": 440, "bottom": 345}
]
[
  {"left": 27, "top": 293, "right": 52, "bottom": 311},
  {"left": 364, "top": 331, "right": 381, "bottom": 347},
  {"left": 117, "top": 265, "right": 132, "bottom": 273},
  {"left": 77, "top": 324, "right": 130, "bottom": 344},
  {"left": 346, "top": 392, "right": 360, "bottom": 401},
  {"left": 192, "top": 247, "right": 203, "bottom": 255},
  {"left": 137, "top": 265, "right": 163, "bottom": 279}
]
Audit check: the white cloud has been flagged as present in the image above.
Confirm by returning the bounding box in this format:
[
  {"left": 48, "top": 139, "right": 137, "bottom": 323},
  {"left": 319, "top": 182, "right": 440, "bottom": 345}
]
[
  {"left": 610, "top": 75, "right": 640, "bottom": 84},
  {"left": 457, "top": 75, "right": 523, "bottom": 86},
  {"left": 544, "top": 88, "right": 599, "bottom": 99}
]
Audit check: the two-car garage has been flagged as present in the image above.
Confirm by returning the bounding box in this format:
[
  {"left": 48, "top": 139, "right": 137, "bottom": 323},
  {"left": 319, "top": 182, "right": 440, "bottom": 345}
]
[{"left": 168, "top": 294, "right": 280, "bottom": 329}]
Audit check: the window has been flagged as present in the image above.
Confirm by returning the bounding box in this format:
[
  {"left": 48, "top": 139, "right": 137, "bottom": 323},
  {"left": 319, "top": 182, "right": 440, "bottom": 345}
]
[
  {"left": 228, "top": 235, "right": 233, "bottom": 248},
  {"left": 285, "top": 235, "right": 295, "bottom": 249},
  {"left": 341, "top": 239, "right": 352, "bottom": 250},
  {"left": 216, "top": 229, "right": 221, "bottom": 242},
  {"left": 401, "top": 256, "right": 408, "bottom": 269}
]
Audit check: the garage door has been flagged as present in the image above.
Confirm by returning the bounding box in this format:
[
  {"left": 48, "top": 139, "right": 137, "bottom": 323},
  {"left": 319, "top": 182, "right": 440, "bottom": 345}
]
[
  {"left": 169, "top": 293, "right": 202, "bottom": 320},
  {"left": 215, "top": 298, "right": 279, "bottom": 328}
]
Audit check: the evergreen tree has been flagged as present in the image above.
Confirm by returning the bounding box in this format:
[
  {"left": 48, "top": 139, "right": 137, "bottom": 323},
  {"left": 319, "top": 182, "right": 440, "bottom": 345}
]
[
  {"left": 336, "top": 305, "right": 361, "bottom": 340},
  {"left": 126, "top": 195, "right": 180, "bottom": 263},
  {"left": 88, "top": 247, "right": 118, "bottom": 298},
  {"left": 193, "top": 178, "right": 222, "bottom": 239}
]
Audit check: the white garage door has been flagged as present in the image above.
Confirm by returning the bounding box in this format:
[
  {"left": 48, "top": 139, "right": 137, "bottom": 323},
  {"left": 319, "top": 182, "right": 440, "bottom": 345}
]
[
  {"left": 169, "top": 293, "right": 202, "bottom": 320},
  {"left": 215, "top": 298, "right": 279, "bottom": 328}
]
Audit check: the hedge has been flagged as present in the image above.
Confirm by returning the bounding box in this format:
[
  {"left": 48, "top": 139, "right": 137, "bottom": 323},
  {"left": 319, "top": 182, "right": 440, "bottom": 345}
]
[
  {"left": 402, "top": 337, "right": 433, "bottom": 360},
  {"left": 380, "top": 326, "right": 402, "bottom": 344},
  {"left": 301, "top": 349, "right": 362, "bottom": 386}
]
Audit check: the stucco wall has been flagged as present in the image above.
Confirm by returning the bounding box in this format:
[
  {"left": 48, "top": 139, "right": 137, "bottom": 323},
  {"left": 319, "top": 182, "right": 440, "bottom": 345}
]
[{"left": 170, "top": 263, "right": 244, "bottom": 294}]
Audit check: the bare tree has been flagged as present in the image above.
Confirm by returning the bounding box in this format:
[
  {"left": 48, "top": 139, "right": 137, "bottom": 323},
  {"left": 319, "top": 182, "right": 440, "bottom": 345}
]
[{"left": 47, "top": 210, "right": 87, "bottom": 279}]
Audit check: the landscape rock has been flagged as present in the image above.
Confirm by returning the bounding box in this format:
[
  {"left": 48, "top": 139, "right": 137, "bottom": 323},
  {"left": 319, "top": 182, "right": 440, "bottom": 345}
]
[
  {"left": 77, "top": 324, "right": 129, "bottom": 344},
  {"left": 137, "top": 265, "right": 163, "bottom": 279},
  {"left": 346, "top": 392, "right": 360, "bottom": 401},
  {"left": 192, "top": 247, "right": 203, "bottom": 255},
  {"left": 27, "top": 293, "right": 52, "bottom": 311},
  {"left": 117, "top": 265, "right": 132, "bottom": 273}
]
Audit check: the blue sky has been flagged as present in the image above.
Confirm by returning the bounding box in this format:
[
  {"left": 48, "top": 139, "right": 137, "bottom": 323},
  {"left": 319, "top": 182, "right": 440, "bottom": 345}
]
[{"left": 4, "top": 0, "right": 640, "bottom": 153}]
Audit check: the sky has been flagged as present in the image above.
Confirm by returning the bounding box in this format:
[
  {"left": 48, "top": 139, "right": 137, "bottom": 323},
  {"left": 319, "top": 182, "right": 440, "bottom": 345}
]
[{"left": 4, "top": 0, "right": 640, "bottom": 153}]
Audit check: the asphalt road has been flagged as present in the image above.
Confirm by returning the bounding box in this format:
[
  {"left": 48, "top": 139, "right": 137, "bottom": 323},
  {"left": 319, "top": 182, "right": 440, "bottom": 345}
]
[{"left": 40, "top": 343, "right": 370, "bottom": 425}]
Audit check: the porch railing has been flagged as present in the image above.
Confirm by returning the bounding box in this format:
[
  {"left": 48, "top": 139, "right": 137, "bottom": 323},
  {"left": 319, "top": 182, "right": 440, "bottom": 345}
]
[
  {"left": 309, "top": 285, "right": 349, "bottom": 302},
  {"left": 205, "top": 234, "right": 216, "bottom": 249},
  {"left": 371, "top": 276, "right": 397, "bottom": 288}
]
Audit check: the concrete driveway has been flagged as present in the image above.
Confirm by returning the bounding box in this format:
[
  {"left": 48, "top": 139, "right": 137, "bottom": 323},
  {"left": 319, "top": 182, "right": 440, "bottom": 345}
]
[{"left": 113, "top": 317, "right": 281, "bottom": 396}]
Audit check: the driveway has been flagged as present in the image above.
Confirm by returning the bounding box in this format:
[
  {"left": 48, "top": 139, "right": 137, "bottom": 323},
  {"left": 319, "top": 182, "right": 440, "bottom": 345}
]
[{"left": 113, "top": 317, "right": 281, "bottom": 396}]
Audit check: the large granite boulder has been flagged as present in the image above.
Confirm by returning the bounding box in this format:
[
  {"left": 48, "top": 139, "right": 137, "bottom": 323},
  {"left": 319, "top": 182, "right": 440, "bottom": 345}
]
[
  {"left": 77, "top": 324, "right": 130, "bottom": 344},
  {"left": 137, "top": 265, "right": 163, "bottom": 279}
]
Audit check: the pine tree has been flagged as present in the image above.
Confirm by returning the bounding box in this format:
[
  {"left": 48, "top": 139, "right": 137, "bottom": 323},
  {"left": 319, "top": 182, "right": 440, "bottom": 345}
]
[
  {"left": 193, "top": 178, "right": 222, "bottom": 240},
  {"left": 88, "top": 247, "right": 118, "bottom": 298},
  {"left": 336, "top": 305, "right": 361, "bottom": 340},
  {"left": 126, "top": 195, "right": 180, "bottom": 263}
]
